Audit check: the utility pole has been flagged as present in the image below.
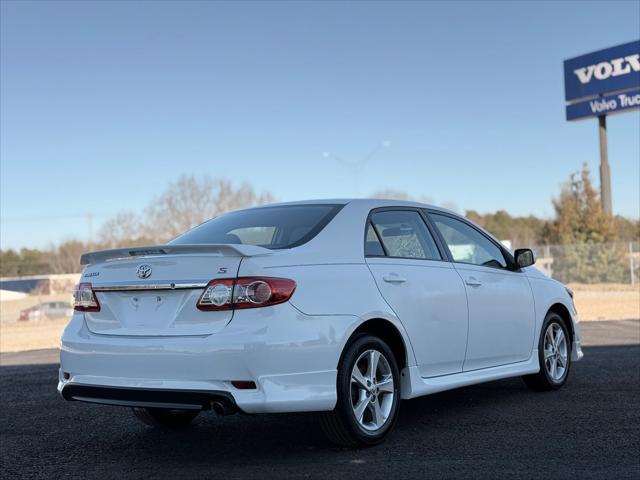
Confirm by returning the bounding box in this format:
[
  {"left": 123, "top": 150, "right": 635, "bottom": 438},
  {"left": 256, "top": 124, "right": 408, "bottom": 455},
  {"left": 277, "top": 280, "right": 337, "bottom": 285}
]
[
  {"left": 629, "top": 242, "right": 636, "bottom": 286},
  {"left": 598, "top": 115, "right": 613, "bottom": 215},
  {"left": 87, "top": 212, "right": 94, "bottom": 249}
]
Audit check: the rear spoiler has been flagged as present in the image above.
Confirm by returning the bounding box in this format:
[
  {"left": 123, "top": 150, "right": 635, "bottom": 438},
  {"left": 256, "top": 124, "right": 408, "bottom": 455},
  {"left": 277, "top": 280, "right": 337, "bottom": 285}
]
[{"left": 80, "top": 244, "right": 272, "bottom": 266}]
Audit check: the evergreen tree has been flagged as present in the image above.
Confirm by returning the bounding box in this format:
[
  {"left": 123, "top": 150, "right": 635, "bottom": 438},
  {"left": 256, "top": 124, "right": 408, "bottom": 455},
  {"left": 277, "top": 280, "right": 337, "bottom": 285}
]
[{"left": 546, "top": 164, "right": 626, "bottom": 283}]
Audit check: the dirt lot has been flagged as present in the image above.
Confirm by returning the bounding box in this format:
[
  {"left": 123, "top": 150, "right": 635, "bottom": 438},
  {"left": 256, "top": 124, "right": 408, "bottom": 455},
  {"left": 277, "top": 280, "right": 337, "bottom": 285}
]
[
  {"left": 568, "top": 283, "right": 640, "bottom": 322},
  {"left": 0, "top": 284, "right": 638, "bottom": 354},
  {"left": 0, "top": 318, "right": 67, "bottom": 353},
  {"left": 0, "top": 293, "right": 71, "bottom": 353}
]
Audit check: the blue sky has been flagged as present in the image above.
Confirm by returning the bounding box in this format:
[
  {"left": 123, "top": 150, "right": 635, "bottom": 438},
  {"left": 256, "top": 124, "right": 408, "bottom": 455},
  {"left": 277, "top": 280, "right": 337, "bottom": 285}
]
[{"left": 1, "top": 1, "right": 639, "bottom": 249}]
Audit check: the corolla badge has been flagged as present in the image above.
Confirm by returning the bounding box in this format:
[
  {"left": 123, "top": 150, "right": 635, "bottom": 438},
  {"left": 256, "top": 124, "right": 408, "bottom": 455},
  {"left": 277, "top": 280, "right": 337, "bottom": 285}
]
[{"left": 136, "top": 264, "right": 152, "bottom": 279}]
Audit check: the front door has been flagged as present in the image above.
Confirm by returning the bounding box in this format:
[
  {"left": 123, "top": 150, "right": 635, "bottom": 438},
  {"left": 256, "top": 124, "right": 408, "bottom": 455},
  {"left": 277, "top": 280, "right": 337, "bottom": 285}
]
[{"left": 429, "top": 212, "right": 536, "bottom": 371}]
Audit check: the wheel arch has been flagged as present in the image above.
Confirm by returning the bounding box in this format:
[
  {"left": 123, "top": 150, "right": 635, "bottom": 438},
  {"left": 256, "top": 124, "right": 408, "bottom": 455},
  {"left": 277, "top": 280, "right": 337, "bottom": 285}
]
[
  {"left": 338, "top": 317, "right": 410, "bottom": 373},
  {"left": 547, "top": 302, "right": 575, "bottom": 346}
]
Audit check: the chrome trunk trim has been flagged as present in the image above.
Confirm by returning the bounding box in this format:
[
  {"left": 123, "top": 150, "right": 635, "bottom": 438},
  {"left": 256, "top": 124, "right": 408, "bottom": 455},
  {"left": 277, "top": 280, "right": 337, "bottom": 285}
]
[{"left": 92, "top": 280, "right": 209, "bottom": 292}]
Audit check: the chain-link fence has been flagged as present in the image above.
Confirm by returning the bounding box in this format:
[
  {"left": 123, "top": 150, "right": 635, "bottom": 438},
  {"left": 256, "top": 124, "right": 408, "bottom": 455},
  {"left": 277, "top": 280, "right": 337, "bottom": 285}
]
[
  {"left": 1, "top": 243, "right": 638, "bottom": 326},
  {"left": 526, "top": 242, "right": 639, "bottom": 285}
]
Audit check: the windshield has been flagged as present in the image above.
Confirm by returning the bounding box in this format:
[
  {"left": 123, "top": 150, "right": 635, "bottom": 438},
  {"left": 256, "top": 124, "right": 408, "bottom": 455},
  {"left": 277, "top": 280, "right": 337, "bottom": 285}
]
[{"left": 170, "top": 204, "right": 344, "bottom": 249}]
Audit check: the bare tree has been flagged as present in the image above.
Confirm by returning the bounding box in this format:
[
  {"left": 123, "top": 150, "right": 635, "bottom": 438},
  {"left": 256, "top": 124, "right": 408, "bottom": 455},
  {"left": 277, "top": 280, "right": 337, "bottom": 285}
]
[
  {"left": 143, "top": 175, "right": 274, "bottom": 242},
  {"left": 98, "top": 212, "right": 148, "bottom": 248},
  {"left": 47, "top": 240, "right": 86, "bottom": 274},
  {"left": 94, "top": 176, "right": 275, "bottom": 248}
]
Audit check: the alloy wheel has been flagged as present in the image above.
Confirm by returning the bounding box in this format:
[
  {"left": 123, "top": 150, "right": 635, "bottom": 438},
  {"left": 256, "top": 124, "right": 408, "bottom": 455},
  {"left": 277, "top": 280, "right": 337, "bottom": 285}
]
[
  {"left": 350, "top": 349, "right": 395, "bottom": 431},
  {"left": 543, "top": 322, "right": 568, "bottom": 382}
]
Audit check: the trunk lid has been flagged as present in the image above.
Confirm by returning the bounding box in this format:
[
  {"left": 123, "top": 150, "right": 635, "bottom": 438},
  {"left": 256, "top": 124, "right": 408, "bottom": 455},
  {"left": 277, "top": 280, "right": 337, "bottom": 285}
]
[{"left": 80, "top": 244, "right": 270, "bottom": 337}]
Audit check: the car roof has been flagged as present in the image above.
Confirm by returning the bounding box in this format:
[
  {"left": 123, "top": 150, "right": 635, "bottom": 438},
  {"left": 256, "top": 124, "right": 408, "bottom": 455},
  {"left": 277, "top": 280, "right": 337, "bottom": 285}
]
[
  {"left": 240, "top": 199, "right": 507, "bottom": 249},
  {"left": 239, "top": 198, "right": 459, "bottom": 216}
]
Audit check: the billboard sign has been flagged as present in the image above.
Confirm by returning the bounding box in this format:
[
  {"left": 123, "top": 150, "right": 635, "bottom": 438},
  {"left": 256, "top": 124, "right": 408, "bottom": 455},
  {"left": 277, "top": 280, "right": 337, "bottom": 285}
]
[
  {"left": 566, "top": 88, "right": 640, "bottom": 121},
  {"left": 564, "top": 41, "right": 640, "bottom": 103}
]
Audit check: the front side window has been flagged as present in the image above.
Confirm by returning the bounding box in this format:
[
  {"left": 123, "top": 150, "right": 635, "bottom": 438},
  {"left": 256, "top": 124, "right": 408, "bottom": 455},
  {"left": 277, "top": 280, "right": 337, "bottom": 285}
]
[
  {"left": 430, "top": 213, "right": 507, "bottom": 269},
  {"left": 369, "top": 210, "right": 441, "bottom": 260},
  {"left": 171, "top": 204, "right": 343, "bottom": 249}
]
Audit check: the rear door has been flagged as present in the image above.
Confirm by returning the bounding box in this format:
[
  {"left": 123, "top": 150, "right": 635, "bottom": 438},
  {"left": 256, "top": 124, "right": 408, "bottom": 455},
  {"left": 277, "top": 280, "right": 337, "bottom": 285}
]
[
  {"left": 365, "top": 209, "right": 468, "bottom": 377},
  {"left": 428, "top": 211, "right": 535, "bottom": 371}
]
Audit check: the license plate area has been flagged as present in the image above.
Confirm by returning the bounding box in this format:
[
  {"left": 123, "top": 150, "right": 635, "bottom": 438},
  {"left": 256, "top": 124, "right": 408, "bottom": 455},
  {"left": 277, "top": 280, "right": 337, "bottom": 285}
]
[
  {"left": 85, "top": 289, "right": 233, "bottom": 336},
  {"left": 127, "top": 293, "right": 170, "bottom": 327}
]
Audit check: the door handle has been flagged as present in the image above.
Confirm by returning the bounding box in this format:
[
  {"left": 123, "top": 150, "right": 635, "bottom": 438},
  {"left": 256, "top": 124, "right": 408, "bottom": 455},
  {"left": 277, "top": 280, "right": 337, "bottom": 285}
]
[
  {"left": 465, "top": 276, "right": 482, "bottom": 287},
  {"left": 383, "top": 273, "right": 407, "bottom": 284}
]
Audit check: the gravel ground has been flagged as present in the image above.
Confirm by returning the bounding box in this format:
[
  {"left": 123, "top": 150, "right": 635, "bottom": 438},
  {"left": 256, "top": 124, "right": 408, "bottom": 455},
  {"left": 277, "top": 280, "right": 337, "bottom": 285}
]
[{"left": 1, "top": 321, "right": 638, "bottom": 479}]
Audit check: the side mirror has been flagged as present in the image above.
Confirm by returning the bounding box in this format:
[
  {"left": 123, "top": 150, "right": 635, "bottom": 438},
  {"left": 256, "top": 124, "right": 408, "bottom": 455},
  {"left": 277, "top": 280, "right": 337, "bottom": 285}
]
[{"left": 514, "top": 248, "right": 536, "bottom": 268}]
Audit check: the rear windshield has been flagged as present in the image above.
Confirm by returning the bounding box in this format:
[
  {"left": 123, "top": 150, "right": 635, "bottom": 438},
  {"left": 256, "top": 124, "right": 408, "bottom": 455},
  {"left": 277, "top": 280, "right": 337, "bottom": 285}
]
[{"left": 170, "top": 204, "right": 344, "bottom": 249}]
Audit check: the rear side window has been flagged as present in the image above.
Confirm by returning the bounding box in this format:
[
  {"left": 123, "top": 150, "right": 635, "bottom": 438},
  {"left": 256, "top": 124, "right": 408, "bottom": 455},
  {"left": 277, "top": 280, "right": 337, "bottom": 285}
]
[
  {"left": 365, "top": 223, "right": 385, "bottom": 256},
  {"left": 369, "top": 210, "right": 442, "bottom": 260},
  {"left": 171, "top": 204, "right": 344, "bottom": 249}
]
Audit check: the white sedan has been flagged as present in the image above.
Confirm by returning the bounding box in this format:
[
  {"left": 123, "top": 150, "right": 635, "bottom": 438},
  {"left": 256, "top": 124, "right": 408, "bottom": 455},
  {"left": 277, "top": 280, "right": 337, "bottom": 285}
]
[{"left": 59, "top": 199, "right": 583, "bottom": 446}]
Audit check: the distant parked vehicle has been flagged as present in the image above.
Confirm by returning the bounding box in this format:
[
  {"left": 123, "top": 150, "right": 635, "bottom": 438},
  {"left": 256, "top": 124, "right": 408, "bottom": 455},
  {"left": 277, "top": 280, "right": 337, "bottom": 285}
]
[{"left": 19, "top": 302, "right": 73, "bottom": 321}]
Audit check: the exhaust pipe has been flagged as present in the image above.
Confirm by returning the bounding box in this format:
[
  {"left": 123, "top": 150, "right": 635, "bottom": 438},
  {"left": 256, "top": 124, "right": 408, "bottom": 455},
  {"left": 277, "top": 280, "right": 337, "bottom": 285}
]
[{"left": 211, "top": 399, "right": 236, "bottom": 416}]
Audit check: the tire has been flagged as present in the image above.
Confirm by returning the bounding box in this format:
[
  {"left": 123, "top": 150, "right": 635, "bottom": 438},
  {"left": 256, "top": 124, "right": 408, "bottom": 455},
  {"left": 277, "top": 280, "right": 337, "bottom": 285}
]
[
  {"left": 523, "top": 312, "right": 572, "bottom": 391},
  {"left": 320, "top": 335, "right": 401, "bottom": 447},
  {"left": 132, "top": 407, "right": 199, "bottom": 429}
]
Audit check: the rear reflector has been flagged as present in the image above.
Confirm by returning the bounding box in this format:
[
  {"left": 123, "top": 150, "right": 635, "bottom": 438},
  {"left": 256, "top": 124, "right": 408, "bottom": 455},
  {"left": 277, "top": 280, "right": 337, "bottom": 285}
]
[
  {"left": 231, "top": 381, "right": 257, "bottom": 390},
  {"left": 72, "top": 283, "right": 100, "bottom": 312},
  {"left": 197, "top": 277, "right": 296, "bottom": 311}
]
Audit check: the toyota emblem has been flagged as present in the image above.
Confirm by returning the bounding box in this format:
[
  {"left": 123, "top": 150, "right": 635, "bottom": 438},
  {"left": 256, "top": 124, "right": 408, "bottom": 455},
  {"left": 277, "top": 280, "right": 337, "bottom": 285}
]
[{"left": 136, "top": 264, "right": 152, "bottom": 279}]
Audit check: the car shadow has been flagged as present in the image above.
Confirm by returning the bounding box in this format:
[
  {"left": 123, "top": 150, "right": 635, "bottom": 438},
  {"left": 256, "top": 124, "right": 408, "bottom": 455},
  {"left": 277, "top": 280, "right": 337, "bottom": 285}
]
[{"left": 100, "top": 373, "right": 545, "bottom": 464}]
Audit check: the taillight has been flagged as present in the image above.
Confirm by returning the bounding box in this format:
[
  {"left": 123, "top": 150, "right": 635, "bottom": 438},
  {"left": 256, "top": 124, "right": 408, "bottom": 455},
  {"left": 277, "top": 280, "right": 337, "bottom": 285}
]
[
  {"left": 197, "top": 277, "right": 296, "bottom": 311},
  {"left": 233, "top": 277, "right": 296, "bottom": 309},
  {"left": 197, "top": 279, "right": 235, "bottom": 310},
  {"left": 72, "top": 283, "right": 100, "bottom": 312}
]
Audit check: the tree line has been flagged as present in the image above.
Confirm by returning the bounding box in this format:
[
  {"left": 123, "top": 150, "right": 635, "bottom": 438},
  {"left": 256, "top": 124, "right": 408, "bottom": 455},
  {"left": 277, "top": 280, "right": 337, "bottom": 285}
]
[
  {"left": 1, "top": 168, "right": 638, "bottom": 282},
  {"left": 0, "top": 176, "right": 274, "bottom": 276}
]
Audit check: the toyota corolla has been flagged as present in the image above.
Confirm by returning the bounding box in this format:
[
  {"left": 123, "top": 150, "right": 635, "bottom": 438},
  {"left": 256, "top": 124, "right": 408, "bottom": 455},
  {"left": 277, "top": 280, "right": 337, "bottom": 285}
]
[{"left": 59, "top": 199, "right": 583, "bottom": 446}]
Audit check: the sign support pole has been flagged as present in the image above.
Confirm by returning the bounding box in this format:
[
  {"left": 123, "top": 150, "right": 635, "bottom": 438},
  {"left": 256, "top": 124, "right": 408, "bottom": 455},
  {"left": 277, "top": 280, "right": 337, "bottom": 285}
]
[{"left": 598, "top": 115, "right": 613, "bottom": 215}]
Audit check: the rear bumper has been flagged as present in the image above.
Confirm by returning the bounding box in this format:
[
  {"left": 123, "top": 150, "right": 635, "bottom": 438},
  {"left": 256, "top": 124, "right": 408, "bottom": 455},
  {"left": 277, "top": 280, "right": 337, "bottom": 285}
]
[
  {"left": 60, "top": 384, "right": 236, "bottom": 411},
  {"left": 58, "top": 303, "right": 359, "bottom": 413}
]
